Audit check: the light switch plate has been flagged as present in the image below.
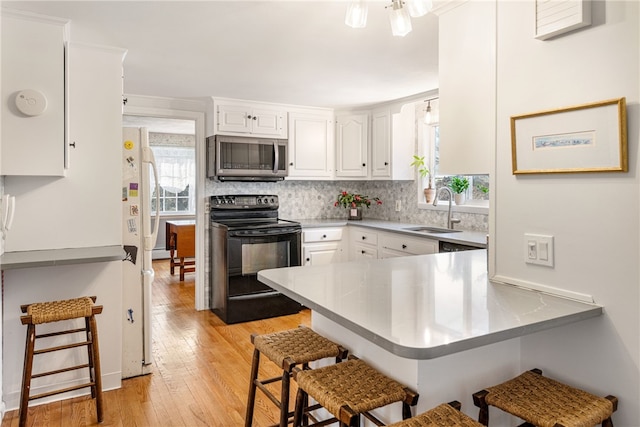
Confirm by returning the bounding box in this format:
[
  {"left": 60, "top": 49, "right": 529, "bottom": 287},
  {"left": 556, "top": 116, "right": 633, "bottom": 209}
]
[{"left": 524, "top": 233, "right": 554, "bottom": 267}]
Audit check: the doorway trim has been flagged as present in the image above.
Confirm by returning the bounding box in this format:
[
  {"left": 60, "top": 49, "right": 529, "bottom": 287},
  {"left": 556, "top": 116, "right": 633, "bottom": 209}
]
[{"left": 124, "top": 95, "right": 207, "bottom": 310}]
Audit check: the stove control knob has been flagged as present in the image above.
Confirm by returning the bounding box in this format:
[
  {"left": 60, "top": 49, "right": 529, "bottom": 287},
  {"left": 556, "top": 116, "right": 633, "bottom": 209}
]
[
  {"left": 270, "top": 198, "right": 275, "bottom": 204},
  {"left": 257, "top": 199, "right": 262, "bottom": 204}
]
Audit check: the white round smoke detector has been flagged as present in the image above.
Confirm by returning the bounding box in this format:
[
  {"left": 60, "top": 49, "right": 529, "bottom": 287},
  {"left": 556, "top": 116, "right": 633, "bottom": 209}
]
[{"left": 15, "top": 89, "right": 47, "bottom": 116}]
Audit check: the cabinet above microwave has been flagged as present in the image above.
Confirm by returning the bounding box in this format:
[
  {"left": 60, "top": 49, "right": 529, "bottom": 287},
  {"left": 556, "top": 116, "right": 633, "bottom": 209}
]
[
  {"left": 206, "top": 135, "right": 288, "bottom": 182},
  {"left": 213, "top": 100, "right": 287, "bottom": 138}
]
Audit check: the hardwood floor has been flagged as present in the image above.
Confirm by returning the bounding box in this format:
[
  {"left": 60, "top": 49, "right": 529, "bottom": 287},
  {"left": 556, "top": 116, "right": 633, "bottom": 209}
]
[{"left": 2, "top": 260, "right": 310, "bottom": 426}]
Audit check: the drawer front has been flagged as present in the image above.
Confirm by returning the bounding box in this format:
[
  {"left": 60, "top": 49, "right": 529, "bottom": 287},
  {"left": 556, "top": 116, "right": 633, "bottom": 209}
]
[
  {"left": 380, "top": 234, "right": 437, "bottom": 255},
  {"left": 351, "top": 243, "right": 378, "bottom": 260},
  {"left": 351, "top": 229, "right": 378, "bottom": 246},
  {"left": 303, "top": 228, "right": 343, "bottom": 243}
]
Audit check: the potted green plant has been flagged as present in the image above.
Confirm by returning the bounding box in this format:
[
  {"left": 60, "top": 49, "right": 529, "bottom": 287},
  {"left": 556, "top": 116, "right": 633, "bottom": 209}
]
[
  {"left": 410, "top": 155, "right": 435, "bottom": 203},
  {"left": 449, "top": 176, "right": 469, "bottom": 205}
]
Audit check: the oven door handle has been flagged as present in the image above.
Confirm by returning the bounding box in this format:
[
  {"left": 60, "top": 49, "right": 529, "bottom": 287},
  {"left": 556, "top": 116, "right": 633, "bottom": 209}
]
[{"left": 228, "top": 228, "right": 300, "bottom": 238}]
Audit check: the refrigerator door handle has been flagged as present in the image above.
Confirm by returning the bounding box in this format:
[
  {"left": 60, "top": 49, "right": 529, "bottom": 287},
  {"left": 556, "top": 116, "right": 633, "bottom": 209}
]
[{"left": 142, "top": 147, "right": 160, "bottom": 250}]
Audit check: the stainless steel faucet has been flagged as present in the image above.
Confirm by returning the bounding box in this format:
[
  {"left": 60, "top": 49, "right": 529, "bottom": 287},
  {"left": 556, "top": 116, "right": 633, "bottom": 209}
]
[{"left": 433, "top": 187, "right": 461, "bottom": 229}]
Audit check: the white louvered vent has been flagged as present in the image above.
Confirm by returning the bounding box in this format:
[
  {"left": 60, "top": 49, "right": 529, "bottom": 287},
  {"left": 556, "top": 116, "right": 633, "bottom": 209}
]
[{"left": 535, "top": 0, "right": 591, "bottom": 40}]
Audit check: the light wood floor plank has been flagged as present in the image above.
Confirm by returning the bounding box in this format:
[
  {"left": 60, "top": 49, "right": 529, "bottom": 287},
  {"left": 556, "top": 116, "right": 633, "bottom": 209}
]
[{"left": 2, "top": 260, "right": 310, "bottom": 426}]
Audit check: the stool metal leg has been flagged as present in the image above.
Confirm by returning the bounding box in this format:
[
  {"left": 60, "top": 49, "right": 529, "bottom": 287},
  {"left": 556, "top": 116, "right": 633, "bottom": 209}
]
[{"left": 19, "top": 323, "right": 36, "bottom": 427}]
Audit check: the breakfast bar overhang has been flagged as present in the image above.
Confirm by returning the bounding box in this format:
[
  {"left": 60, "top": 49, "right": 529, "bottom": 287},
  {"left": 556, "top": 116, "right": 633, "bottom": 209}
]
[{"left": 258, "top": 250, "right": 604, "bottom": 423}]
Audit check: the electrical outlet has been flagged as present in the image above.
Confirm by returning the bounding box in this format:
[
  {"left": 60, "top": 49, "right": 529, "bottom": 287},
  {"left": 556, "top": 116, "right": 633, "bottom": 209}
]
[
  {"left": 524, "top": 233, "right": 554, "bottom": 267},
  {"left": 395, "top": 200, "right": 401, "bottom": 211}
]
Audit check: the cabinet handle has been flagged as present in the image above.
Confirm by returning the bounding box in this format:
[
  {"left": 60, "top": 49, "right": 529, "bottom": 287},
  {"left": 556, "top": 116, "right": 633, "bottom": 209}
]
[
  {"left": 69, "top": 142, "right": 76, "bottom": 148},
  {"left": 247, "top": 115, "right": 253, "bottom": 119},
  {"left": 322, "top": 235, "right": 327, "bottom": 238},
  {"left": 306, "top": 258, "right": 310, "bottom": 262},
  {"left": 361, "top": 250, "right": 366, "bottom": 254},
  {"left": 361, "top": 236, "right": 366, "bottom": 240},
  {"left": 252, "top": 116, "right": 257, "bottom": 121},
  {"left": 384, "top": 162, "right": 389, "bottom": 166},
  {"left": 362, "top": 163, "right": 366, "bottom": 167},
  {"left": 402, "top": 244, "right": 407, "bottom": 249},
  {"left": 290, "top": 162, "right": 294, "bottom": 166}
]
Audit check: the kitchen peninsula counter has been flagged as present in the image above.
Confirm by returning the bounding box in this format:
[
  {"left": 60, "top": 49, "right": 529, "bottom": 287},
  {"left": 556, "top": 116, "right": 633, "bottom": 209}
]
[
  {"left": 258, "top": 250, "right": 601, "bottom": 359},
  {"left": 258, "top": 250, "right": 603, "bottom": 421}
]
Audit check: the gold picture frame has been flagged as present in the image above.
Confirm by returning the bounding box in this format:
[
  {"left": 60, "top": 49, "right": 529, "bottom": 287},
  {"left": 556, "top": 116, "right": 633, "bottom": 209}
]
[{"left": 511, "top": 97, "right": 627, "bottom": 174}]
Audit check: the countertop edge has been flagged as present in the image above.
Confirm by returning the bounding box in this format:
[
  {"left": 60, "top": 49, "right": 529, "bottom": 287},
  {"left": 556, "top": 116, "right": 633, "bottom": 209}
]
[
  {"left": 258, "top": 270, "right": 603, "bottom": 360},
  {"left": 1, "top": 245, "right": 125, "bottom": 270},
  {"left": 295, "top": 218, "right": 487, "bottom": 248}
]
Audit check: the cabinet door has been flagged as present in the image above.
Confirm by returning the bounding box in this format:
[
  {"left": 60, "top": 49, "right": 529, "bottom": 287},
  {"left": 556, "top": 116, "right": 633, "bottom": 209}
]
[
  {"left": 252, "top": 108, "right": 285, "bottom": 137},
  {"left": 288, "top": 112, "right": 334, "bottom": 178},
  {"left": 217, "top": 104, "right": 252, "bottom": 133},
  {"left": 1, "top": 11, "right": 68, "bottom": 176},
  {"left": 336, "top": 114, "right": 368, "bottom": 178},
  {"left": 371, "top": 110, "right": 391, "bottom": 178},
  {"left": 437, "top": 0, "right": 495, "bottom": 175},
  {"left": 303, "top": 242, "right": 341, "bottom": 266}
]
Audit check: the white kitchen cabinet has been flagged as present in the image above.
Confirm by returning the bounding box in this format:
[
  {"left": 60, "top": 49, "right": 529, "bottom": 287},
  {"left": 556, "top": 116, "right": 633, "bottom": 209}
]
[
  {"left": 213, "top": 99, "right": 287, "bottom": 138},
  {"left": 288, "top": 110, "right": 334, "bottom": 179},
  {"left": 4, "top": 42, "right": 125, "bottom": 252},
  {"left": 371, "top": 110, "right": 391, "bottom": 178},
  {"left": 378, "top": 232, "right": 438, "bottom": 258},
  {"left": 302, "top": 227, "right": 344, "bottom": 266},
  {"left": 435, "top": 0, "right": 496, "bottom": 175},
  {"left": 371, "top": 104, "right": 415, "bottom": 180},
  {"left": 336, "top": 114, "right": 368, "bottom": 178},
  {"left": 1, "top": 10, "right": 69, "bottom": 176},
  {"left": 348, "top": 227, "right": 378, "bottom": 261}
]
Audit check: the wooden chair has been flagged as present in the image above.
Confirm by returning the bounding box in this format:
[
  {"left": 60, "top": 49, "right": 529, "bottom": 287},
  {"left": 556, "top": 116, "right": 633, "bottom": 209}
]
[
  {"left": 19, "top": 296, "right": 103, "bottom": 427},
  {"left": 292, "top": 355, "right": 419, "bottom": 427},
  {"left": 472, "top": 369, "right": 618, "bottom": 427},
  {"left": 387, "top": 401, "right": 484, "bottom": 426},
  {"left": 245, "top": 326, "right": 348, "bottom": 427}
]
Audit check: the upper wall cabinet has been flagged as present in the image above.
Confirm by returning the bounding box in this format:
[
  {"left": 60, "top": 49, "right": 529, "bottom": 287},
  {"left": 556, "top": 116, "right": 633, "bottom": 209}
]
[
  {"left": 288, "top": 110, "right": 334, "bottom": 179},
  {"left": 335, "top": 114, "right": 368, "bottom": 178},
  {"left": 371, "top": 104, "right": 414, "bottom": 180},
  {"left": 1, "top": 10, "right": 69, "bottom": 176},
  {"left": 212, "top": 99, "right": 287, "bottom": 138},
  {"left": 435, "top": 0, "right": 496, "bottom": 175}
]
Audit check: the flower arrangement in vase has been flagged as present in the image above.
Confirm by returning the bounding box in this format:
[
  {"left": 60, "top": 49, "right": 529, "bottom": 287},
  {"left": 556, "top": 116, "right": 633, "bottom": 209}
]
[{"left": 334, "top": 191, "right": 382, "bottom": 220}]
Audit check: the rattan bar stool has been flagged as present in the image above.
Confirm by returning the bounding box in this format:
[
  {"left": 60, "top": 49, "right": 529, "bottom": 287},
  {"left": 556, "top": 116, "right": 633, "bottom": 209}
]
[
  {"left": 387, "top": 401, "right": 483, "bottom": 427},
  {"left": 19, "top": 296, "right": 104, "bottom": 427},
  {"left": 245, "top": 326, "right": 348, "bottom": 427},
  {"left": 472, "top": 369, "right": 618, "bottom": 427},
  {"left": 292, "top": 355, "right": 419, "bottom": 427}
]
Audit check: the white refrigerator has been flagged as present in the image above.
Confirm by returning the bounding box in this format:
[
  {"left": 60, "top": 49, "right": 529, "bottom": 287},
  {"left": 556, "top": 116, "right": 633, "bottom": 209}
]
[{"left": 122, "top": 127, "right": 160, "bottom": 378}]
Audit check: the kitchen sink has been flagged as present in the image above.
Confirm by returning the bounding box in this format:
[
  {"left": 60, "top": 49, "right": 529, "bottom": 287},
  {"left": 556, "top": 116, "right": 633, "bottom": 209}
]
[{"left": 404, "top": 226, "right": 462, "bottom": 234}]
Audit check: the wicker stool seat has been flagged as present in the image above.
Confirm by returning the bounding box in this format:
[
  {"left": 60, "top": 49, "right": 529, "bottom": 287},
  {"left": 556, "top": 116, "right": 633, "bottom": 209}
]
[
  {"left": 473, "top": 369, "right": 618, "bottom": 427},
  {"left": 245, "top": 326, "right": 348, "bottom": 427},
  {"left": 387, "top": 401, "right": 483, "bottom": 427},
  {"left": 19, "top": 296, "right": 103, "bottom": 427},
  {"left": 292, "top": 356, "right": 419, "bottom": 427}
]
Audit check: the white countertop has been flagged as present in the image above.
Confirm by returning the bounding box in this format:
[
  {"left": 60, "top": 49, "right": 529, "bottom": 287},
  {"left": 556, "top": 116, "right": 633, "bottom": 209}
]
[
  {"left": 0, "top": 245, "right": 124, "bottom": 270},
  {"left": 293, "top": 218, "right": 488, "bottom": 248},
  {"left": 258, "top": 250, "right": 602, "bottom": 359}
]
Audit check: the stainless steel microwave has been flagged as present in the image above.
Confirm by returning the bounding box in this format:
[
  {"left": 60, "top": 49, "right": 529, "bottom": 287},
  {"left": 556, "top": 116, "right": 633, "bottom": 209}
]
[{"left": 207, "top": 135, "right": 288, "bottom": 181}]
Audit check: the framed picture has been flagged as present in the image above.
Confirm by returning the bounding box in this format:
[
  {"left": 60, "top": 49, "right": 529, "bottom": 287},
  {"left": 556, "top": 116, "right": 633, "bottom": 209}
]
[{"left": 510, "top": 98, "right": 627, "bottom": 174}]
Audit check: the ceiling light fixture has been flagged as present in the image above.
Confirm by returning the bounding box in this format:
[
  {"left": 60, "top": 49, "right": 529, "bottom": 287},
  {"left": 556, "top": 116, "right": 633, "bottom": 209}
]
[
  {"left": 345, "top": 0, "right": 368, "bottom": 28},
  {"left": 423, "top": 97, "right": 438, "bottom": 124},
  {"left": 346, "top": 0, "right": 432, "bottom": 37}
]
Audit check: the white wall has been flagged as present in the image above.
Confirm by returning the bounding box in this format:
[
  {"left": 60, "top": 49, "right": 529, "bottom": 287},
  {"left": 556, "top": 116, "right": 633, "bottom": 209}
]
[
  {"left": 493, "top": 1, "right": 640, "bottom": 423},
  {"left": 2, "top": 262, "right": 122, "bottom": 410}
]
